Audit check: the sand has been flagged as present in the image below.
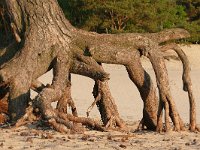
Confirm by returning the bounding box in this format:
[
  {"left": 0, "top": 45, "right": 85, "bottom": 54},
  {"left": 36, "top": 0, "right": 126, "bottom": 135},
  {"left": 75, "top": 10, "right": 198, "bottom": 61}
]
[{"left": 0, "top": 45, "right": 200, "bottom": 150}]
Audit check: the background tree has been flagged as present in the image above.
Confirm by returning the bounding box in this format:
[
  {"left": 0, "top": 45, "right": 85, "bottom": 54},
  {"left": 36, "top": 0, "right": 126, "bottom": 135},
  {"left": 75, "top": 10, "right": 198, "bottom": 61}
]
[
  {"left": 176, "top": 0, "right": 200, "bottom": 43},
  {"left": 57, "top": 0, "right": 200, "bottom": 43}
]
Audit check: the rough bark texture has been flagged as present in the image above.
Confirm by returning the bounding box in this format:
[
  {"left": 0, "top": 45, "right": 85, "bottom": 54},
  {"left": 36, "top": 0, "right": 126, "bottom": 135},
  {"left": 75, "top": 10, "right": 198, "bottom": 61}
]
[
  {"left": 160, "top": 43, "right": 199, "bottom": 131},
  {"left": 93, "top": 77, "right": 127, "bottom": 129},
  {"left": 56, "top": 75, "right": 78, "bottom": 117},
  {"left": 126, "top": 51, "right": 157, "bottom": 130},
  {"left": 0, "top": 85, "right": 8, "bottom": 124},
  {"left": 0, "top": 0, "right": 197, "bottom": 133}
]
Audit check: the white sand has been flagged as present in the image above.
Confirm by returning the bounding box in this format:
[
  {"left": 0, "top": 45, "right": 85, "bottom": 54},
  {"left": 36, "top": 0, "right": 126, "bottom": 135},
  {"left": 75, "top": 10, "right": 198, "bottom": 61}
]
[{"left": 1, "top": 45, "right": 200, "bottom": 150}]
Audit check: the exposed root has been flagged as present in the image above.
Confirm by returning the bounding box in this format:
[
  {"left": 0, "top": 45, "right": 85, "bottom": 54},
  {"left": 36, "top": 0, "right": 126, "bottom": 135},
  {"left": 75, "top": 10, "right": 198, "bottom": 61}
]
[
  {"left": 56, "top": 75, "right": 78, "bottom": 117},
  {"left": 47, "top": 110, "right": 105, "bottom": 133},
  {"left": 2, "top": 0, "right": 195, "bottom": 135},
  {"left": 15, "top": 105, "right": 38, "bottom": 128},
  {"left": 104, "top": 116, "right": 129, "bottom": 132},
  {"left": 160, "top": 43, "right": 198, "bottom": 132},
  {"left": 126, "top": 50, "right": 158, "bottom": 130},
  {"left": 56, "top": 87, "right": 71, "bottom": 114},
  {"left": 105, "top": 116, "right": 115, "bottom": 128},
  {"left": 67, "top": 98, "right": 78, "bottom": 117},
  {"left": 71, "top": 53, "right": 110, "bottom": 81},
  {"left": 86, "top": 90, "right": 101, "bottom": 117},
  {"left": 31, "top": 80, "right": 46, "bottom": 93},
  {"left": 148, "top": 48, "right": 184, "bottom": 132},
  {"left": 93, "top": 80, "right": 127, "bottom": 130},
  {"left": 64, "top": 113, "right": 105, "bottom": 131},
  {"left": 48, "top": 118, "right": 69, "bottom": 133},
  {"left": 156, "top": 100, "right": 164, "bottom": 132},
  {"left": 136, "top": 119, "right": 145, "bottom": 131},
  {"left": 13, "top": 97, "right": 104, "bottom": 133}
]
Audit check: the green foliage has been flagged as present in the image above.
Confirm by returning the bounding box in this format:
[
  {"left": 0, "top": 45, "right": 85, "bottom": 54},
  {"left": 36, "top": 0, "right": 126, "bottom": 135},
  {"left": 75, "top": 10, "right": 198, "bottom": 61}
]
[
  {"left": 124, "top": 0, "right": 188, "bottom": 33},
  {"left": 176, "top": 0, "right": 200, "bottom": 43},
  {"left": 58, "top": 0, "right": 200, "bottom": 43}
]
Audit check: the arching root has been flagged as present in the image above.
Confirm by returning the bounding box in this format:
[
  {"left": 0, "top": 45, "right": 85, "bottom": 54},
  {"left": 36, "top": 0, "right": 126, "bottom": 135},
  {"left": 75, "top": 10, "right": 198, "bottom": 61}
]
[
  {"left": 125, "top": 51, "right": 158, "bottom": 130},
  {"left": 86, "top": 91, "right": 101, "bottom": 117},
  {"left": 148, "top": 50, "right": 185, "bottom": 132},
  {"left": 160, "top": 43, "right": 199, "bottom": 132}
]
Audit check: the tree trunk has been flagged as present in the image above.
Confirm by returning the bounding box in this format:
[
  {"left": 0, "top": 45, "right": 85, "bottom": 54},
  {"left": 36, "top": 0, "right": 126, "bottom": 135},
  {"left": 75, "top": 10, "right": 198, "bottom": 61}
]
[{"left": 0, "top": 0, "right": 196, "bottom": 133}]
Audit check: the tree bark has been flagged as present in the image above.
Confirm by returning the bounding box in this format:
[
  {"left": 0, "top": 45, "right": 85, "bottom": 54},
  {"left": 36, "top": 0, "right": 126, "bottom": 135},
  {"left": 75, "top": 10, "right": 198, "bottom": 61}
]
[
  {"left": 91, "top": 64, "right": 127, "bottom": 130},
  {"left": 160, "top": 43, "right": 199, "bottom": 131},
  {"left": 125, "top": 51, "right": 158, "bottom": 130}
]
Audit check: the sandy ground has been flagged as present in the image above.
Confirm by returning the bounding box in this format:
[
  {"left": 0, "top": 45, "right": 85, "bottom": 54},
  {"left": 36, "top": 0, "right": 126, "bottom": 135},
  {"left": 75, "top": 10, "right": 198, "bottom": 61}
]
[{"left": 0, "top": 45, "right": 200, "bottom": 150}]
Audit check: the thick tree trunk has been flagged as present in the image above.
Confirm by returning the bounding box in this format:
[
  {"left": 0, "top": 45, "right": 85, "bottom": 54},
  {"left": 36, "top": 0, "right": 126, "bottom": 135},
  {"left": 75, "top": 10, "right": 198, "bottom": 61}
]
[{"left": 0, "top": 0, "right": 196, "bottom": 133}]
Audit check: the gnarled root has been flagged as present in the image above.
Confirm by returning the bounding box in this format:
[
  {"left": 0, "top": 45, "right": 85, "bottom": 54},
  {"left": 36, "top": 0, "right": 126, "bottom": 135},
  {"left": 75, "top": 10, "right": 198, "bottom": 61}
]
[
  {"left": 125, "top": 51, "right": 158, "bottom": 130},
  {"left": 92, "top": 78, "right": 127, "bottom": 131},
  {"left": 56, "top": 76, "right": 78, "bottom": 117},
  {"left": 71, "top": 52, "right": 110, "bottom": 81},
  {"left": 160, "top": 43, "right": 199, "bottom": 132},
  {"left": 15, "top": 105, "right": 39, "bottom": 128},
  {"left": 148, "top": 50, "right": 184, "bottom": 132},
  {"left": 33, "top": 52, "right": 105, "bottom": 133},
  {"left": 48, "top": 110, "right": 105, "bottom": 133},
  {"left": 35, "top": 95, "right": 104, "bottom": 133}
]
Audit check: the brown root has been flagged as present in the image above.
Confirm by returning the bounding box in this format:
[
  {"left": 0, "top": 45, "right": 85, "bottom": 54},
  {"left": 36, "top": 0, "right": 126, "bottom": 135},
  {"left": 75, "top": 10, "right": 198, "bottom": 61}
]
[
  {"left": 148, "top": 48, "right": 184, "bottom": 132},
  {"left": 71, "top": 52, "right": 110, "bottom": 81},
  {"left": 160, "top": 43, "right": 198, "bottom": 132},
  {"left": 15, "top": 106, "right": 38, "bottom": 128},
  {"left": 125, "top": 50, "right": 158, "bottom": 130},
  {"left": 86, "top": 91, "right": 101, "bottom": 117},
  {"left": 93, "top": 80, "right": 127, "bottom": 130},
  {"left": 46, "top": 110, "right": 105, "bottom": 133},
  {"left": 56, "top": 78, "right": 78, "bottom": 117}
]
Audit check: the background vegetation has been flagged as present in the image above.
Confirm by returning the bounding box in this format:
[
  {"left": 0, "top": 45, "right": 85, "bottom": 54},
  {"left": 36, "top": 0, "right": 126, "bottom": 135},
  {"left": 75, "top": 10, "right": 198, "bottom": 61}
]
[
  {"left": 58, "top": 0, "right": 200, "bottom": 43},
  {"left": 0, "top": 0, "right": 200, "bottom": 44}
]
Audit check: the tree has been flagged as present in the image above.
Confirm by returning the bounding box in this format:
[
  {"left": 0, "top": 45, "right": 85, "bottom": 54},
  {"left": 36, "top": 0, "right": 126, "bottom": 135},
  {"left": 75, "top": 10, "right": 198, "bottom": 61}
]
[
  {"left": 176, "top": 0, "right": 200, "bottom": 43},
  {"left": 59, "top": 0, "right": 199, "bottom": 43},
  {"left": 59, "top": 0, "right": 187, "bottom": 33},
  {"left": 0, "top": 0, "right": 198, "bottom": 133}
]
